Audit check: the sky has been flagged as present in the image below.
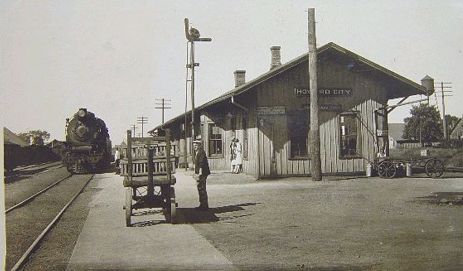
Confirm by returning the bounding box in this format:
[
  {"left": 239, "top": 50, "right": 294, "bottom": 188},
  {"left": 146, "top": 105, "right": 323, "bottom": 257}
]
[{"left": 1, "top": 0, "right": 462, "bottom": 145}]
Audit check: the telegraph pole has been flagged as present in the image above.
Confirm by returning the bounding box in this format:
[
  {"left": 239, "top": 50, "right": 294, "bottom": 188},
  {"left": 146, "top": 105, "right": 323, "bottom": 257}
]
[
  {"left": 308, "top": 8, "right": 322, "bottom": 181},
  {"left": 155, "top": 98, "right": 172, "bottom": 124},
  {"left": 435, "top": 82, "right": 453, "bottom": 141},
  {"left": 131, "top": 124, "right": 137, "bottom": 136},
  {"left": 137, "top": 116, "right": 148, "bottom": 138}
]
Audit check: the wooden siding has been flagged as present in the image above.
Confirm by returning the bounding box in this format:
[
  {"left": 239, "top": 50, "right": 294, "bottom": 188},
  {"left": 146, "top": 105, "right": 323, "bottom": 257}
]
[
  {"left": 255, "top": 55, "right": 388, "bottom": 177},
  {"left": 197, "top": 98, "right": 259, "bottom": 177},
  {"left": 163, "top": 53, "right": 399, "bottom": 178}
]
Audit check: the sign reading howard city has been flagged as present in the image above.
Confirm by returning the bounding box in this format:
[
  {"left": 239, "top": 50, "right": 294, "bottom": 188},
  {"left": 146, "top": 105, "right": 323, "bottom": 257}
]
[{"left": 294, "top": 88, "right": 353, "bottom": 97}]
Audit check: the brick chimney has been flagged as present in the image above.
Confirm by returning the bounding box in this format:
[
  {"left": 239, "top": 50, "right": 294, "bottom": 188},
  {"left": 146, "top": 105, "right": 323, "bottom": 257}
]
[
  {"left": 270, "top": 46, "right": 281, "bottom": 70},
  {"left": 234, "top": 70, "right": 246, "bottom": 87}
]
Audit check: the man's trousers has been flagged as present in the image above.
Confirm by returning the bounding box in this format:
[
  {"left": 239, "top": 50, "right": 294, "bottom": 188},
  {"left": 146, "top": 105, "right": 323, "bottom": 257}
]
[{"left": 196, "top": 175, "right": 209, "bottom": 208}]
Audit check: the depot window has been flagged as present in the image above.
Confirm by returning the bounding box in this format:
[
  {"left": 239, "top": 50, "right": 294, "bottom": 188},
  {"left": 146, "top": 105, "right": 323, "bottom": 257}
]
[
  {"left": 339, "top": 112, "right": 362, "bottom": 158},
  {"left": 208, "top": 123, "right": 223, "bottom": 157},
  {"left": 287, "top": 109, "right": 309, "bottom": 159}
]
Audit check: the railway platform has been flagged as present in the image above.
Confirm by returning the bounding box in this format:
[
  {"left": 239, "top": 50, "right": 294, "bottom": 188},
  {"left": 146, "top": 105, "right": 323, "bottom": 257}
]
[{"left": 66, "top": 171, "right": 237, "bottom": 271}]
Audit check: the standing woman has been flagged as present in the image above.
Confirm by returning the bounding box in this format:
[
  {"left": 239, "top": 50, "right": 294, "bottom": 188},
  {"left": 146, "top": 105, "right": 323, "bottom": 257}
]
[
  {"left": 230, "top": 138, "right": 237, "bottom": 173},
  {"left": 233, "top": 139, "right": 243, "bottom": 173}
]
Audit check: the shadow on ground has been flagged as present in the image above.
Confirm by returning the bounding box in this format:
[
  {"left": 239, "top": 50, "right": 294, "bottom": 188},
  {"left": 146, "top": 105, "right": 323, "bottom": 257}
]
[
  {"left": 129, "top": 202, "right": 259, "bottom": 226},
  {"left": 177, "top": 202, "right": 259, "bottom": 224},
  {"left": 415, "top": 191, "right": 463, "bottom": 206}
]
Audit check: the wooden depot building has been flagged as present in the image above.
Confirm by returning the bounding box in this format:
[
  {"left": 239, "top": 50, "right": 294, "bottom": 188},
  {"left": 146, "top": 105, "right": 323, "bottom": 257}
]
[{"left": 149, "top": 42, "right": 429, "bottom": 178}]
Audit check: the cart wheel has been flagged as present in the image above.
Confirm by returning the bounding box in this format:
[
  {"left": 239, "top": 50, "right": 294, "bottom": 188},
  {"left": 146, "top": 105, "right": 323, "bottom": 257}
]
[
  {"left": 170, "top": 187, "right": 176, "bottom": 224},
  {"left": 425, "top": 159, "right": 444, "bottom": 178},
  {"left": 378, "top": 160, "right": 396, "bottom": 178},
  {"left": 125, "top": 187, "right": 132, "bottom": 227}
]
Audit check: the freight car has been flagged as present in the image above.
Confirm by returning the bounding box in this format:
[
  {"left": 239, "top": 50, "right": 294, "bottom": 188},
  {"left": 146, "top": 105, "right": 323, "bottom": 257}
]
[{"left": 63, "top": 108, "right": 112, "bottom": 173}]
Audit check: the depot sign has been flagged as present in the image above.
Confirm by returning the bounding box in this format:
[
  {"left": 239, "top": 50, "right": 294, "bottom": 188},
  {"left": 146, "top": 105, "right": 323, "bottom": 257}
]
[{"left": 294, "top": 88, "right": 353, "bottom": 97}]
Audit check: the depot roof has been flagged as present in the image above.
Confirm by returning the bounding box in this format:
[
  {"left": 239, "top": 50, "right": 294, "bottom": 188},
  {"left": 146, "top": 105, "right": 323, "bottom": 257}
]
[{"left": 149, "top": 42, "right": 426, "bottom": 133}]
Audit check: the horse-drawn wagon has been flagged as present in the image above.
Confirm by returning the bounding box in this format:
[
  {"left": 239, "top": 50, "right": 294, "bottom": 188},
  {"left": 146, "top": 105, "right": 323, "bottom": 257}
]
[{"left": 120, "top": 129, "right": 177, "bottom": 226}]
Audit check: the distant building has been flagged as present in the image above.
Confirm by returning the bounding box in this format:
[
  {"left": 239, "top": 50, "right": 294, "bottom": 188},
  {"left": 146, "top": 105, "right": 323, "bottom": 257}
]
[
  {"left": 450, "top": 118, "right": 463, "bottom": 140},
  {"left": 4, "top": 127, "right": 28, "bottom": 171},
  {"left": 3, "top": 127, "right": 29, "bottom": 147},
  {"left": 388, "top": 123, "right": 405, "bottom": 149}
]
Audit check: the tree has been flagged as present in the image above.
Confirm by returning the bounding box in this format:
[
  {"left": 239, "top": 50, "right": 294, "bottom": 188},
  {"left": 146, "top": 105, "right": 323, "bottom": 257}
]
[
  {"left": 403, "top": 104, "right": 443, "bottom": 145},
  {"left": 18, "top": 130, "right": 50, "bottom": 145}
]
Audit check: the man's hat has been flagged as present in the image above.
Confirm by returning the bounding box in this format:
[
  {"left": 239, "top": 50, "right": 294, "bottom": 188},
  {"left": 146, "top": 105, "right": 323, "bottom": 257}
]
[{"left": 193, "top": 135, "right": 202, "bottom": 145}]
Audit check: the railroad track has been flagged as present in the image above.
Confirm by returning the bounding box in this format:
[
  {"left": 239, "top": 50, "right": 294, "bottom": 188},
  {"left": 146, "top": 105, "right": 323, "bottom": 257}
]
[
  {"left": 5, "top": 163, "right": 64, "bottom": 182},
  {"left": 5, "top": 173, "right": 95, "bottom": 271},
  {"left": 5, "top": 174, "right": 72, "bottom": 214}
]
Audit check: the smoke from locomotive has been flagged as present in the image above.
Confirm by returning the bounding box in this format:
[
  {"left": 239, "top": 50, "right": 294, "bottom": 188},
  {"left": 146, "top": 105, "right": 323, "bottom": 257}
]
[{"left": 63, "top": 108, "right": 112, "bottom": 173}]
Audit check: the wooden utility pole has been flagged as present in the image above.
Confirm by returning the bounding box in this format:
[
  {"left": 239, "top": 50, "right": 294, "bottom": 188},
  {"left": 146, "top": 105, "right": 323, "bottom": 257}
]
[
  {"left": 137, "top": 116, "right": 148, "bottom": 138},
  {"left": 441, "top": 82, "right": 447, "bottom": 141},
  {"left": 435, "top": 81, "right": 452, "bottom": 141},
  {"left": 155, "top": 98, "right": 172, "bottom": 124},
  {"left": 126, "top": 130, "right": 132, "bottom": 176},
  {"left": 130, "top": 124, "right": 137, "bottom": 136},
  {"left": 308, "top": 8, "right": 322, "bottom": 181}
]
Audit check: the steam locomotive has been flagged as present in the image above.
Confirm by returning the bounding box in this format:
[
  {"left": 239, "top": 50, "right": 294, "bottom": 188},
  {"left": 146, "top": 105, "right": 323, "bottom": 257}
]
[{"left": 63, "top": 108, "right": 112, "bottom": 174}]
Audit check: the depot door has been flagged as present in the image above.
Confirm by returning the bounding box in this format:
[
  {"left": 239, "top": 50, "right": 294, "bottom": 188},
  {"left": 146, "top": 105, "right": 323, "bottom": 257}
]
[{"left": 258, "top": 116, "right": 277, "bottom": 177}]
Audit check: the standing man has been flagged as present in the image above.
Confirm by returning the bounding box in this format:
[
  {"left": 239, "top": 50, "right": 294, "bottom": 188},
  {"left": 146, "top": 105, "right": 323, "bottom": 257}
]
[{"left": 193, "top": 139, "right": 210, "bottom": 210}]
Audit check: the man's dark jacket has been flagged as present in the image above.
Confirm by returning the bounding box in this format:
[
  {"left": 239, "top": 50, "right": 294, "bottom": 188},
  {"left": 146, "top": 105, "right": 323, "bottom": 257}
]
[{"left": 194, "top": 148, "right": 211, "bottom": 176}]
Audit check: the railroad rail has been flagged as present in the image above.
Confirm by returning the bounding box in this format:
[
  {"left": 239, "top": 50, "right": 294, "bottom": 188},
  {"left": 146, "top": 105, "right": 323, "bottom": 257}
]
[
  {"left": 7, "top": 174, "right": 95, "bottom": 271},
  {"left": 5, "top": 174, "right": 72, "bottom": 213}
]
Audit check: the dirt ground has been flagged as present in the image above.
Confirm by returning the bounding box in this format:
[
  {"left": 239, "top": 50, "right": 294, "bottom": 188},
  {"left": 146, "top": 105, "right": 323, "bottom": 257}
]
[
  {"left": 187, "top": 172, "right": 463, "bottom": 270},
  {"left": 12, "top": 169, "right": 463, "bottom": 271}
]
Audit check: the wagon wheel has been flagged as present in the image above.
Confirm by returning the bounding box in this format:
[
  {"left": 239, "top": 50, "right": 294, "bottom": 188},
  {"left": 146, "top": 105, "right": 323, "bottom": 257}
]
[
  {"left": 169, "top": 186, "right": 177, "bottom": 224},
  {"left": 378, "top": 160, "right": 396, "bottom": 178},
  {"left": 425, "top": 159, "right": 444, "bottom": 178},
  {"left": 125, "top": 187, "right": 132, "bottom": 227}
]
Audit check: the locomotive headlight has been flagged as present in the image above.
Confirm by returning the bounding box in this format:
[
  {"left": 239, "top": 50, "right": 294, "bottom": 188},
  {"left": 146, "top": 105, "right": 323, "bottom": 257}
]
[{"left": 78, "top": 109, "right": 87, "bottom": 118}]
